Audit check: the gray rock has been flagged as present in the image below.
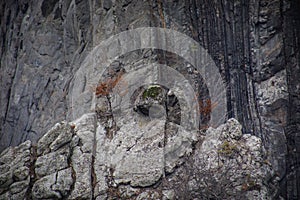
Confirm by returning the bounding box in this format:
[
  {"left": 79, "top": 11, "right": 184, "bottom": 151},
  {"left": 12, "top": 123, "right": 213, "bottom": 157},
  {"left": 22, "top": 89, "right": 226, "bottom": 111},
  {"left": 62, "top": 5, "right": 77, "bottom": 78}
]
[
  {"left": 0, "top": 140, "right": 31, "bottom": 197},
  {"left": 37, "top": 122, "right": 70, "bottom": 156},
  {"left": 136, "top": 191, "right": 160, "bottom": 200},
  {"left": 72, "top": 113, "right": 96, "bottom": 153},
  {"left": 52, "top": 168, "right": 74, "bottom": 197},
  {"left": 69, "top": 147, "right": 93, "bottom": 199},
  {"left": 164, "top": 124, "right": 198, "bottom": 173},
  {"left": 193, "top": 119, "right": 273, "bottom": 199},
  {"left": 0, "top": 116, "right": 277, "bottom": 199},
  {"left": 11, "top": 188, "right": 28, "bottom": 200},
  {"left": 0, "top": 171, "right": 13, "bottom": 188},
  {"left": 162, "top": 190, "right": 175, "bottom": 200},
  {"left": 0, "top": 148, "right": 14, "bottom": 164},
  {"left": 0, "top": 165, "right": 10, "bottom": 174},
  {"left": 0, "top": 0, "right": 299, "bottom": 198},
  {"left": 49, "top": 124, "right": 73, "bottom": 152},
  {"left": 9, "top": 177, "right": 30, "bottom": 194},
  {"left": 0, "top": 191, "right": 10, "bottom": 199},
  {"left": 12, "top": 166, "right": 29, "bottom": 181},
  {"left": 118, "top": 185, "right": 139, "bottom": 199},
  {"left": 111, "top": 119, "right": 165, "bottom": 187},
  {"left": 35, "top": 147, "right": 69, "bottom": 178},
  {"left": 32, "top": 173, "right": 61, "bottom": 199}
]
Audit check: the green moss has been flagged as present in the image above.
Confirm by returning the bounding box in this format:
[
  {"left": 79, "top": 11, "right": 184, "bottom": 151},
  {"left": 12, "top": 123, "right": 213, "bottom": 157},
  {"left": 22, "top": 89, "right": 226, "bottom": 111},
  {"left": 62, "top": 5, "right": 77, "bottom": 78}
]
[
  {"left": 142, "top": 85, "right": 162, "bottom": 99},
  {"left": 218, "top": 140, "right": 237, "bottom": 156}
]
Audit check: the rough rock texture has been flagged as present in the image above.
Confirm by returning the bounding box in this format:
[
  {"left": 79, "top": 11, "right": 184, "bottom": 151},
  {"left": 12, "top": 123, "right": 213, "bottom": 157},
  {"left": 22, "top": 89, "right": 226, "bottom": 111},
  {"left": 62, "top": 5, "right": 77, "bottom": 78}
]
[
  {"left": 0, "top": 140, "right": 31, "bottom": 199},
  {"left": 0, "top": 117, "right": 276, "bottom": 199},
  {"left": 192, "top": 119, "right": 275, "bottom": 199},
  {"left": 0, "top": 0, "right": 299, "bottom": 199}
]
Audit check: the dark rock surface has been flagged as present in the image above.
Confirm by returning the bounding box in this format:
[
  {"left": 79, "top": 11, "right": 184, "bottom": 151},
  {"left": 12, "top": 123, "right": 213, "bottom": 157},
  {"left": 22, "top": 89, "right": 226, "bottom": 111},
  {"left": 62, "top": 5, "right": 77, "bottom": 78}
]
[{"left": 0, "top": 0, "right": 299, "bottom": 199}]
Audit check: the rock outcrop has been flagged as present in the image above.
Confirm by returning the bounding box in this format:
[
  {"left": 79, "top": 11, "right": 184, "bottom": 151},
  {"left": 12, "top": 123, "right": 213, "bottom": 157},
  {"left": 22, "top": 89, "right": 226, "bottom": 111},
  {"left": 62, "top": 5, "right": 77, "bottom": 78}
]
[
  {"left": 0, "top": 0, "right": 299, "bottom": 198},
  {"left": 0, "top": 117, "right": 277, "bottom": 199}
]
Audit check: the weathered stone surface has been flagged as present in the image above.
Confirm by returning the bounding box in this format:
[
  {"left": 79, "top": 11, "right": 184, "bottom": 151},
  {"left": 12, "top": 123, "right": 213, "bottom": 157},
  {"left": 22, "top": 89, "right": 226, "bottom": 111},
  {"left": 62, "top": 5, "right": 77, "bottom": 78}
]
[
  {"left": 94, "top": 110, "right": 197, "bottom": 189},
  {"left": 162, "top": 190, "right": 175, "bottom": 200},
  {"left": 69, "top": 147, "right": 93, "bottom": 199},
  {"left": 0, "top": 191, "right": 10, "bottom": 199},
  {"left": 0, "top": 0, "right": 299, "bottom": 198},
  {"left": 0, "top": 116, "right": 277, "bottom": 199},
  {"left": 164, "top": 124, "right": 197, "bottom": 173},
  {"left": 0, "top": 140, "right": 31, "bottom": 199},
  {"left": 72, "top": 113, "right": 95, "bottom": 153},
  {"left": 9, "top": 178, "right": 30, "bottom": 195},
  {"left": 192, "top": 118, "right": 275, "bottom": 199},
  {"left": 49, "top": 125, "right": 73, "bottom": 152},
  {"left": 31, "top": 114, "right": 95, "bottom": 199},
  {"left": 37, "top": 122, "right": 71, "bottom": 156},
  {"left": 52, "top": 168, "right": 74, "bottom": 197},
  {"left": 111, "top": 119, "right": 165, "bottom": 187},
  {"left": 35, "top": 147, "right": 69, "bottom": 178},
  {"left": 13, "top": 166, "right": 30, "bottom": 181},
  {"left": 117, "top": 185, "right": 139, "bottom": 199},
  {"left": 136, "top": 191, "right": 160, "bottom": 200},
  {"left": 0, "top": 171, "right": 13, "bottom": 188},
  {"left": 32, "top": 173, "right": 61, "bottom": 199}
]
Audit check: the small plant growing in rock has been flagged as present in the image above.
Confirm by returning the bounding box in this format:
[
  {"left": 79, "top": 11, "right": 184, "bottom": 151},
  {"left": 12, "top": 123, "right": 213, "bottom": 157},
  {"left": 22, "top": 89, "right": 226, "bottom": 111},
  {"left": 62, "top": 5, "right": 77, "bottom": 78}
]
[
  {"left": 191, "top": 93, "right": 218, "bottom": 129},
  {"left": 218, "top": 140, "right": 238, "bottom": 156},
  {"left": 198, "top": 99, "right": 218, "bottom": 117},
  {"left": 142, "top": 85, "right": 162, "bottom": 99},
  {"left": 95, "top": 82, "right": 110, "bottom": 96},
  {"left": 95, "top": 72, "right": 124, "bottom": 97}
]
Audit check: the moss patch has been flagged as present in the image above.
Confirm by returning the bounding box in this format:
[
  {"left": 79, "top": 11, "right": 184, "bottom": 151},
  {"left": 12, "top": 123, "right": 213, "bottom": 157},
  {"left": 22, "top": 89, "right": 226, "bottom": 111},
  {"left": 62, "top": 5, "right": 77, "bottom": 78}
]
[
  {"left": 218, "top": 140, "right": 237, "bottom": 156},
  {"left": 142, "top": 85, "right": 162, "bottom": 99}
]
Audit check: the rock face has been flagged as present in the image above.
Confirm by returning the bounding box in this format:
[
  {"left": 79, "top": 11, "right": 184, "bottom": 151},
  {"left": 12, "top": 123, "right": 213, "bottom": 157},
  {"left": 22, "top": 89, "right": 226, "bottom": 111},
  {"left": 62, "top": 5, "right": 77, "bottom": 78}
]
[
  {"left": 193, "top": 119, "right": 275, "bottom": 199},
  {"left": 0, "top": 140, "right": 31, "bottom": 199},
  {"left": 0, "top": 0, "right": 299, "bottom": 199},
  {"left": 0, "top": 117, "right": 277, "bottom": 199}
]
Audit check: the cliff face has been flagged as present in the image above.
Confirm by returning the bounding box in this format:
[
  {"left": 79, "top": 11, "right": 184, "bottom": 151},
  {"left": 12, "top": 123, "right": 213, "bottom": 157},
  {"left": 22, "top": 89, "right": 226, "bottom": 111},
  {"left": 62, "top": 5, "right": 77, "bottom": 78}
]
[
  {"left": 0, "top": 117, "right": 276, "bottom": 199},
  {"left": 0, "top": 0, "right": 299, "bottom": 199}
]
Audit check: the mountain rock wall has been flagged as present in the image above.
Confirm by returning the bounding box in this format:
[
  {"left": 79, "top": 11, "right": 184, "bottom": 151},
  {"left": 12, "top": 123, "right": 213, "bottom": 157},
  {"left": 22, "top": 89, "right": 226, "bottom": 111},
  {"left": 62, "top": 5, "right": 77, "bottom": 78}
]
[
  {"left": 0, "top": 117, "right": 276, "bottom": 199},
  {"left": 0, "top": 0, "right": 299, "bottom": 198}
]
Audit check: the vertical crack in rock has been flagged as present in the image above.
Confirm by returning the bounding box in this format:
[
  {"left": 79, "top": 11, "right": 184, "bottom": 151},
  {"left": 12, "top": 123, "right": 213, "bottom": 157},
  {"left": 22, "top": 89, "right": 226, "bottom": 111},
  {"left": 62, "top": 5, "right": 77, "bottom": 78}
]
[
  {"left": 69, "top": 165, "right": 76, "bottom": 198},
  {"left": 25, "top": 145, "right": 37, "bottom": 200},
  {"left": 52, "top": 171, "right": 62, "bottom": 198},
  {"left": 64, "top": 125, "right": 76, "bottom": 200},
  {"left": 251, "top": 82, "right": 264, "bottom": 139},
  {"left": 91, "top": 113, "right": 97, "bottom": 199},
  {"left": 220, "top": 0, "right": 233, "bottom": 120},
  {"left": 163, "top": 114, "right": 169, "bottom": 178},
  {"left": 105, "top": 95, "right": 117, "bottom": 140}
]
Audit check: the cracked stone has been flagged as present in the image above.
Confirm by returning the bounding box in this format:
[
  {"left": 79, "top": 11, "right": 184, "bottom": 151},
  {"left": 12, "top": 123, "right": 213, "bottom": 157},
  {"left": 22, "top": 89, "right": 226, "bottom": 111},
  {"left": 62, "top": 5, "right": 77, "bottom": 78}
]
[
  {"left": 52, "top": 168, "right": 74, "bottom": 197},
  {"left": 72, "top": 113, "right": 96, "bottom": 153},
  {"left": 9, "top": 177, "right": 30, "bottom": 194},
  {"left": 49, "top": 124, "right": 73, "bottom": 152},
  {"left": 32, "top": 173, "right": 62, "bottom": 199},
  {"left": 37, "top": 122, "right": 70, "bottom": 156},
  {"left": 35, "top": 146, "right": 69, "bottom": 178},
  {"left": 69, "top": 147, "right": 93, "bottom": 199}
]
